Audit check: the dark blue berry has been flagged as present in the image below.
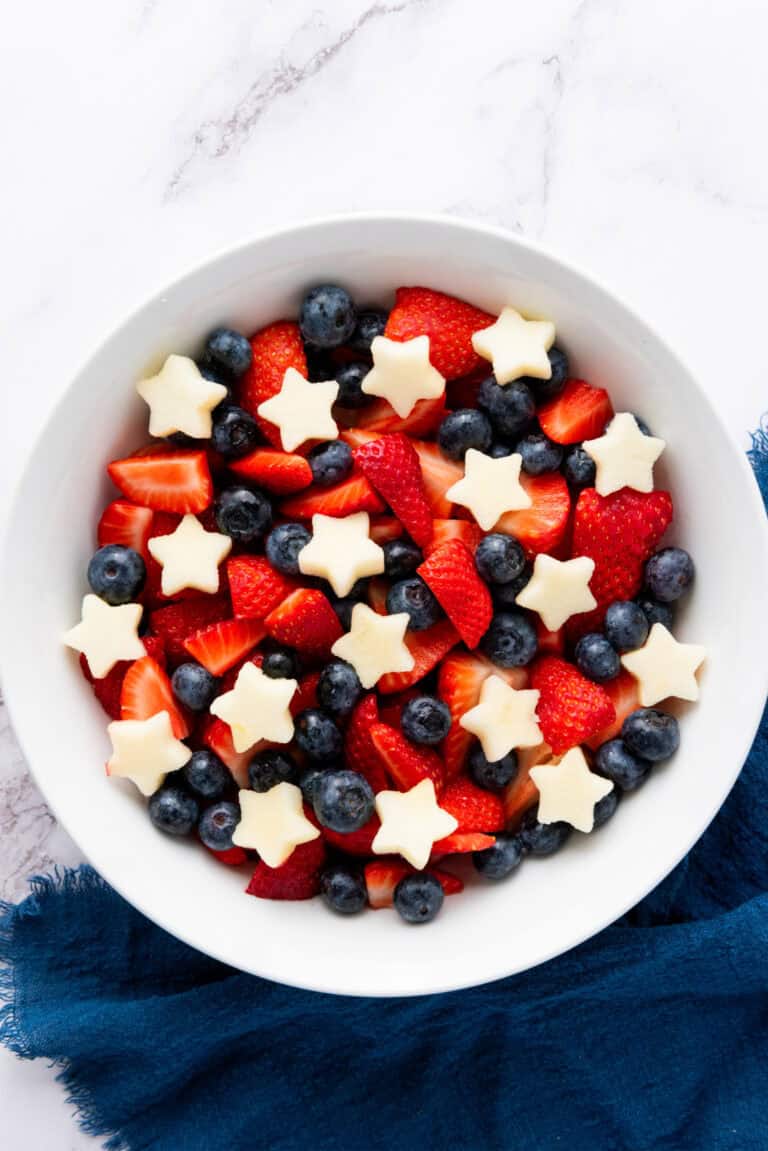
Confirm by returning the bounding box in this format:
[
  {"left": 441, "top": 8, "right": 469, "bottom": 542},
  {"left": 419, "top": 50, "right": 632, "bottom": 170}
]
[
  {"left": 491, "top": 562, "right": 532, "bottom": 607},
  {"left": 386, "top": 577, "right": 442, "bottom": 631},
  {"left": 148, "top": 787, "right": 199, "bottom": 836},
  {"left": 304, "top": 346, "right": 336, "bottom": 381},
  {"left": 211, "top": 405, "right": 259, "bottom": 459},
  {"left": 469, "top": 744, "right": 518, "bottom": 792},
  {"left": 171, "top": 662, "right": 218, "bottom": 711},
  {"left": 295, "top": 709, "right": 344, "bottom": 762},
  {"left": 636, "top": 597, "right": 674, "bottom": 630},
  {"left": 298, "top": 767, "right": 325, "bottom": 805},
  {"left": 574, "top": 633, "right": 621, "bottom": 682},
  {"left": 488, "top": 442, "right": 514, "bottom": 458},
  {"left": 393, "top": 873, "right": 444, "bottom": 924},
  {"left": 383, "top": 538, "right": 423, "bottom": 579},
  {"left": 300, "top": 285, "right": 357, "bottom": 348},
  {"left": 317, "top": 661, "right": 362, "bottom": 717},
  {"left": 594, "top": 739, "right": 652, "bottom": 791},
  {"left": 604, "top": 600, "right": 649, "bottom": 653},
  {"left": 473, "top": 833, "right": 524, "bottom": 878},
  {"left": 481, "top": 611, "right": 538, "bottom": 667},
  {"left": 515, "top": 431, "right": 563, "bottom": 475},
  {"left": 437, "top": 409, "right": 492, "bottom": 460},
  {"left": 622, "top": 709, "right": 679, "bottom": 762},
  {"left": 248, "top": 748, "right": 300, "bottom": 792},
  {"left": 593, "top": 789, "right": 620, "bottom": 828},
  {"left": 265, "top": 522, "right": 311, "bottom": 574},
  {"left": 644, "top": 547, "right": 694, "bottom": 603},
  {"left": 349, "top": 309, "right": 388, "bottom": 353},
  {"left": 334, "top": 361, "right": 374, "bottom": 408},
  {"left": 320, "top": 864, "right": 368, "bottom": 914},
  {"left": 262, "top": 649, "right": 299, "bottom": 680},
  {"left": 308, "top": 440, "right": 353, "bottom": 486},
  {"left": 197, "top": 360, "right": 233, "bottom": 389},
  {"left": 401, "top": 696, "right": 451, "bottom": 745},
  {"left": 632, "top": 414, "right": 653, "bottom": 436},
  {"left": 204, "top": 327, "right": 252, "bottom": 377},
  {"left": 518, "top": 810, "right": 571, "bottom": 855},
  {"left": 331, "top": 597, "right": 356, "bottom": 631},
  {"left": 183, "top": 749, "right": 230, "bottom": 800},
  {"left": 475, "top": 532, "right": 526, "bottom": 585},
  {"left": 215, "top": 485, "right": 272, "bottom": 544},
  {"left": 312, "top": 769, "right": 374, "bottom": 832},
  {"left": 478, "top": 377, "right": 535, "bottom": 439},
  {"left": 198, "top": 801, "right": 240, "bottom": 851},
  {"left": 562, "top": 444, "right": 596, "bottom": 489},
  {"left": 87, "top": 545, "right": 146, "bottom": 605},
  {"left": 524, "top": 347, "right": 569, "bottom": 402}
]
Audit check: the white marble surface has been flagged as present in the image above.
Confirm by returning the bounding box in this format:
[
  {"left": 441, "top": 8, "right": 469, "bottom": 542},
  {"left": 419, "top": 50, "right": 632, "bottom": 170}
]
[{"left": 2, "top": 0, "right": 768, "bottom": 1145}]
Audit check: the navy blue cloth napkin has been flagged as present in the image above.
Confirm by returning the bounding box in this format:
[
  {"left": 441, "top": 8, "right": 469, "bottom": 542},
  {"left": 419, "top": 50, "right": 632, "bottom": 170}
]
[{"left": 2, "top": 428, "right": 768, "bottom": 1151}]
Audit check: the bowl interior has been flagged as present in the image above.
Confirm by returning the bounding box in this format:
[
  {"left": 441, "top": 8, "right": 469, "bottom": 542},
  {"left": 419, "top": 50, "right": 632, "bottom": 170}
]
[{"left": 3, "top": 216, "right": 767, "bottom": 997}]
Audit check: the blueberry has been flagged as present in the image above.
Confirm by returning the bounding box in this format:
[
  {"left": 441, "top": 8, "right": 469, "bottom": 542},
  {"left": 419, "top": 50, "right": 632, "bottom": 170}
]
[
  {"left": 295, "top": 709, "right": 344, "bottom": 762},
  {"left": 148, "top": 787, "right": 199, "bottom": 837},
  {"left": 198, "top": 800, "right": 240, "bottom": 851},
  {"left": 437, "top": 409, "right": 493, "bottom": 460},
  {"left": 248, "top": 748, "right": 300, "bottom": 792},
  {"left": 603, "top": 600, "right": 649, "bottom": 653},
  {"left": 171, "top": 662, "right": 218, "bottom": 711},
  {"left": 644, "top": 547, "right": 695, "bottom": 603},
  {"left": 197, "top": 360, "right": 233, "bottom": 389},
  {"left": 473, "top": 833, "right": 524, "bottom": 878},
  {"left": 262, "top": 648, "right": 299, "bottom": 680},
  {"left": 515, "top": 432, "right": 563, "bottom": 475},
  {"left": 524, "top": 347, "right": 569, "bottom": 402},
  {"left": 204, "top": 327, "right": 252, "bottom": 377},
  {"left": 308, "top": 440, "right": 353, "bottom": 486},
  {"left": 304, "top": 346, "right": 336, "bottom": 381},
  {"left": 386, "top": 577, "right": 442, "bottom": 631},
  {"left": 334, "top": 361, "right": 373, "bottom": 408},
  {"left": 481, "top": 611, "right": 538, "bottom": 667},
  {"left": 313, "top": 769, "right": 374, "bottom": 832},
  {"left": 331, "top": 597, "right": 356, "bottom": 632},
  {"left": 518, "top": 810, "right": 571, "bottom": 855},
  {"left": 317, "top": 661, "right": 362, "bottom": 717},
  {"left": 300, "top": 285, "right": 357, "bottom": 348},
  {"left": 594, "top": 739, "right": 652, "bottom": 791},
  {"left": 349, "top": 308, "right": 388, "bottom": 354},
  {"left": 491, "top": 563, "right": 532, "bottom": 607},
  {"left": 211, "top": 405, "right": 259, "bottom": 459},
  {"left": 592, "top": 789, "right": 620, "bottom": 828},
  {"left": 622, "top": 709, "right": 679, "bottom": 762},
  {"left": 574, "top": 633, "right": 621, "bottom": 682},
  {"left": 183, "top": 749, "right": 230, "bottom": 800},
  {"left": 393, "top": 873, "right": 444, "bottom": 924},
  {"left": 632, "top": 414, "right": 653, "bottom": 436},
  {"left": 298, "top": 767, "right": 325, "bottom": 805},
  {"left": 383, "top": 538, "right": 423, "bottom": 580},
  {"left": 562, "top": 445, "right": 596, "bottom": 489},
  {"left": 468, "top": 744, "right": 518, "bottom": 792},
  {"left": 87, "top": 545, "right": 146, "bottom": 605},
  {"left": 636, "top": 597, "right": 674, "bottom": 630},
  {"left": 401, "top": 696, "right": 451, "bottom": 745},
  {"left": 320, "top": 864, "right": 368, "bottom": 914},
  {"left": 215, "top": 485, "right": 272, "bottom": 544},
  {"left": 265, "top": 522, "right": 311, "bottom": 574},
  {"left": 477, "top": 377, "right": 535, "bottom": 439},
  {"left": 475, "top": 532, "right": 526, "bottom": 585},
  {"left": 488, "top": 442, "right": 514, "bottom": 458}
]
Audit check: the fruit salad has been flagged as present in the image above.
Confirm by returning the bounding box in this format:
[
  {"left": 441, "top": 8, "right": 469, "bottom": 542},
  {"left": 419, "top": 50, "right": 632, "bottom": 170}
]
[{"left": 63, "top": 284, "right": 705, "bottom": 926}]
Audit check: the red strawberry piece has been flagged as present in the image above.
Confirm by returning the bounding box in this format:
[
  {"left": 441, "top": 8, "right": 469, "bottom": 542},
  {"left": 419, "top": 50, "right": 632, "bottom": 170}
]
[
  {"left": 378, "top": 619, "right": 459, "bottom": 694},
  {"left": 97, "top": 500, "right": 154, "bottom": 559},
  {"left": 205, "top": 845, "right": 249, "bottom": 866},
  {"left": 78, "top": 634, "right": 166, "bottom": 720},
  {"left": 217, "top": 652, "right": 263, "bottom": 695},
  {"left": 367, "top": 576, "right": 389, "bottom": 615},
  {"left": 279, "top": 473, "right": 385, "bottom": 519},
  {"left": 264, "top": 588, "right": 342, "bottom": 655},
  {"left": 531, "top": 656, "right": 616, "bottom": 755},
  {"left": 344, "top": 695, "right": 391, "bottom": 793},
  {"left": 321, "top": 814, "right": 381, "bottom": 856},
  {"left": 107, "top": 451, "right": 213, "bottom": 514},
  {"left": 424, "top": 518, "right": 482, "bottom": 556},
  {"left": 432, "top": 867, "right": 464, "bottom": 895},
  {"left": 431, "top": 831, "right": 496, "bottom": 857},
  {"left": 439, "top": 776, "right": 505, "bottom": 833},
  {"left": 417, "top": 539, "right": 492, "bottom": 648},
  {"left": 201, "top": 715, "right": 254, "bottom": 787},
  {"left": 229, "top": 448, "right": 312, "bottom": 494},
  {"left": 368, "top": 516, "right": 404, "bottom": 544},
  {"left": 352, "top": 395, "right": 447, "bottom": 436},
  {"left": 240, "top": 321, "right": 307, "bottom": 447},
  {"left": 496, "top": 472, "right": 571, "bottom": 557},
  {"left": 120, "top": 655, "right": 190, "bottom": 738},
  {"left": 339, "top": 427, "right": 379, "bottom": 450},
  {"left": 503, "top": 772, "right": 541, "bottom": 829},
  {"left": 354, "top": 434, "right": 434, "bottom": 548},
  {"left": 246, "top": 835, "right": 326, "bottom": 901},
  {"left": 227, "top": 555, "right": 297, "bottom": 620},
  {"left": 410, "top": 439, "right": 464, "bottom": 518},
  {"left": 184, "top": 617, "right": 265, "bottom": 675},
  {"left": 535, "top": 618, "right": 565, "bottom": 655},
  {"left": 584, "top": 670, "right": 641, "bottom": 750},
  {"left": 364, "top": 860, "right": 462, "bottom": 908},
  {"left": 538, "top": 378, "right": 614, "bottom": 445},
  {"left": 385, "top": 286, "right": 494, "bottom": 378},
  {"left": 369, "top": 723, "right": 445, "bottom": 793},
  {"left": 437, "top": 651, "right": 528, "bottom": 779},
  {"left": 445, "top": 365, "right": 488, "bottom": 410},
  {"left": 289, "top": 670, "right": 322, "bottom": 717},
  {"left": 129, "top": 441, "right": 175, "bottom": 458},
  {"left": 148, "top": 595, "right": 231, "bottom": 665}
]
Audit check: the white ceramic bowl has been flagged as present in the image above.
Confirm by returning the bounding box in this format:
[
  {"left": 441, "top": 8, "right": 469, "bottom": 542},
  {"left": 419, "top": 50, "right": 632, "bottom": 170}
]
[{"left": 2, "top": 215, "right": 767, "bottom": 997}]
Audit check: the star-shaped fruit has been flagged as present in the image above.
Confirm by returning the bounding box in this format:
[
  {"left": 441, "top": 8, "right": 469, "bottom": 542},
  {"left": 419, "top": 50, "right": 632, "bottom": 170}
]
[
  {"left": 136, "top": 354, "right": 229, "bottom": 439},
  {"left": 445, "top": 448, "right": 531, "bottom": 531},
  {"left": 459, "top": 673, "right": 542, "bottom": 762},
  {"left": 257, "top": 367, "right": 339, "bottom": 452},
  {"left": 360, "top": 335, "right": 446, "bottom": 418},
  {"left": 106, "top": 711, "right": 192, "bottom": 796},
  {"left": 209, "top": 662, "right": 297, "bottom": 753},
  {"left": 331, "top": 603, "right": 414, "bottom": 689},
  {"left": 470, "top": 306, "right": 555, "bottom": 385},
  {"left": 530, "top": 747, "right": 614, "bottom": 833},
  {"left": 63, "top": 594, "right": 145, "bottom": 679},
  {"left": 232, "top": 783, "right": 320, "bottom": 868},
  {"left": 372, "top": 779, "right": 458, "bottom": 870},
  {"left": 298, "top": 511, "right": 385, "bottom": 597},
  {"left": 621, "top": 623, "right": 706, "bottom": 706},
  {"left": 147, "top": 514, "right": 232, "bottom": 597},
  {"left": 515, "top": 554, "right": 597, "bottom": 632},
  {"left": 583, "top": 412, "right": 666, "bottom": 497}
]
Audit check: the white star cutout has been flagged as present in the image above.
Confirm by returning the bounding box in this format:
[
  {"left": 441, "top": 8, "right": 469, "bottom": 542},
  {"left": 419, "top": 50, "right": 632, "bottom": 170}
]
[
  {"left": 298, "top": 512, "right": 385, "bottom": 597},
  {"left": 530, "top": 747, "right": 613, "bottom": 833},
  {"left": 471, "top": 306, "right": 555, "bottom": 385},
  {"left": 621, "top": 623, "right": 706, "bottom": 707},
  {"left": 372, "top": 779, "right": 458, "bottom": 870},
  {"left": 331, "top": 603, "right": 414, "bottom": 690},
  {"left": 63, "top": 594, "right": 146, "bottom": 679},
  {"left": 445, "top": 448, "right": 532, "bottom": 531},
  {"left": 515, "top": 554, "right": 597, "bottom": 632},
  {"left": 360, "top": 335, "right": 446, "bottom": 418},
  {"left": 147, "top": 514, "right": 232, "bottom": 597},
  {"left": 136, "top": 354, "right": 228, "bottom": 439},
  {"left": 209, "top": 662, "right": 297, "bottom": 753},
  {"left": 256, "top": 367, "right": 339, "bottom": 452},
  {"left": 106, "top": 711, "right": 192, "bottom": 797},
  {"left": 460, "top": 674, "right": 542, "bottom": 762},
  {"left": 232, "top": 783, "right": 320, "bottom": 868},
  {"left": 583, "top": 412, "right": 666, "bottom": 497}
]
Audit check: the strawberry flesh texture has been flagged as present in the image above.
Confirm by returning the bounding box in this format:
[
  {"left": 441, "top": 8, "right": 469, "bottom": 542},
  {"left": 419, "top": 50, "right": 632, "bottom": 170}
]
[
  {"left": 264, "top": 588, "right": 342, "bottom": 656},
  {"left": 79, "top": 634, "right": 165, "bottom": 720},
  {"left": 321, "top": 815, "right": 381, "bottom": 856},
  {"left": 205, "top": 845, "right": 249, "bottom": 867},
  {"left": 345, "top": 695, "right": 391, "bottom": 793},
  {"left": 354, "top": 434, "right": 434, "bottom": 548},
  {"left": 184, "top": 617, "right": 266, "bottom": 675},
  {"left": 417, "top": 539, "right": 492, "bottom": 649},
  {"left": 148, "top": 595, "right": 231, "bottom": 665},
  {"left": 439, "top": 776, "right": 505, "bottom": 833},
  {"left": 107, "top": 451, "right": 213, "bottom": 514},
  {"left": 289, "top": 670, "right": 321, "bottom": 717},
  {"left": 364, "top": 860, "right": 462, "bottom": 909},
  {"left": 369, "top": 723, "right": 445, "bottom": 793},
  {"left": 246, "top": 835, "right": 327, "bottom": 901},
  {"left": 531, "top": 656, "right": 616, "bottom": 755},
  {"left": 279, "top": 473, "right": 384, "bottom": 519},
  {"left": 431, "top": 831, "right": 496, "bottom": 857},
  {"left": 229, "top": 448, "right": 312, "bottom": 494},
  {"left": 227, "top": 555, "right": 297, "bottom": 620},
  {"left": 120, "top": 655, "right": 190, "bottom": 738},
  {"left": 385, "top": 286, "right": 494, "bottom": 379},
  {"left": 350, "top": 395, "right": 447, "bottom": 437},
  {"left": 584, "top": 670, "right": 641, "bottom": 750},
  {"left": 496, "top": 472, "right": 571, "bottom": 557},
  {"left": 239, "top": 321, "right": 307, "bottom": 448},
  {"left": 201, "top": 715, "right": 255, "bottom": 787},
  {"left": 538, "top": 378, "right": 614, "bottom": 445},
  {"left": 424, "top": 518, "right": 482, "bottom": 556},
  {"left": 97, "top": 500, "right": 154, "bottom": 560},
  {"left": 378, "top": 619, "right": 459, "bottom": 694},
  {"left": 411, "top": 439, "right": 464, "bottom": 518}
]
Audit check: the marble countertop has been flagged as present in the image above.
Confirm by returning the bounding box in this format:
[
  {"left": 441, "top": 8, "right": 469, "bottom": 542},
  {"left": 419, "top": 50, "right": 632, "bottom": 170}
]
[{"left": 2, "top": 0, "right": 767, "bottom": 1145}]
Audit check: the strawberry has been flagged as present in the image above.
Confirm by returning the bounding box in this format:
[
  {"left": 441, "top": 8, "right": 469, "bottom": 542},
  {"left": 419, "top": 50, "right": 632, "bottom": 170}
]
[
  {"left": 445, "top": 365, "right": 488, "bottom": 410},
  {"left": 246, "top": 835, "right": 326, "bottom": 901},
  {"left": 411, "top": 439, "right": 464, "bottom": 518},
  {"left": 367, "top": 577, "right": 389, "bottom": 615},
  {"left": 364, "top": 860, "right": 463, "bottom": 908},
  {"left": 431, "top": 868, "right": 464, "bottom": 895},
  {"left": 503, "top": 772, "right": 540, "bottom": 828},
  {"left": 369, "top": 723, "right": 445, "bottom": 792},
  {"left": 535, "top": 618, "right": 565, "bottom": 655},
  {"left": 289, "top": 670, "right": 321, "bottom": 717},
  {"left": 120, "top": 655, "right": 189, "bottom": 737},
  {"left": 227, "top": 555, "right": 297, "bottom": 620},
  {"left": 79, "top": 634, "right": 165, "bottom": 720},
  {"left": 129, "top": 441, "right": 174, "bottom": 458},
  {"left": 424, "top": 518, "right": 482, "bottom": 556},
  {"left": 431, "top": 831, "right": 495, "bottom": 857},
  {"left": 264, "top": 588, "right": 342, "bottom": 655},
  {"left": 531, "top": 656, "right": 616, "bottom": 754},
  {"left": 107, "top": 451, "right": 213, "bottom": 514},
  {"left": 354, "top": 434, "right": 434, "bottom": 547},
  {"left": 321, "top": 814, "right": 381, "bottom": 856},
  {"left": 184, "top": 617, "right": 266, "bottom": 675},
  {"left": 496, "top": 473, "right": 571, "bottom": 556},
  {"left": 369, "top": 516, "right": 404, "bottom": 544},
  {"left": 352, "top": 395, "right": 446, "bottom": 436},
  {"left": 205, "top": 845, "right": 249, "bottom": 867},
  {"left": 279, "top": 474, "right": 385, "bottom": 519},
  {"left": 217, "top": 653, "right": 263, "bottom": 695},
  {"left": 240, "top": 321, "right": 307, "bottom": 447},
  {"left": 437, "top": 651, "right": 528, "bottom": 778},
  {"left": 417, "top": 539, "right": 492, "bottom": 648},
  {"left": 538, "top": 378, "right": 613, "bottom": 445},
  {"left": 339, "top": 427, "right": 379, "bottom": 450},
  {"left": 229, "top": 448, "right": 312, "bottom": 494},
  {"left": 345, "top": 695, "right": 391, "bottom": 793},
  {"left": 148, "top": 595, "right": 231, "bottom": 665},
  {"left": 378, "top": 619, "right": 459, "bottom": 693},
  {"left": 97, "top": 500, "right": 154, "bottom": 559},
  {"left": 439, "top": 776, "right": 505, "bottom": 833},
  {"left": 201, "top": 715, "right": 254, "bottom": 786},
  {"left": 385, "top": 286, "right": 494, "bottom": 378},
  {"left": 584, "top": 670, "right": 641, "bottom": 750}
]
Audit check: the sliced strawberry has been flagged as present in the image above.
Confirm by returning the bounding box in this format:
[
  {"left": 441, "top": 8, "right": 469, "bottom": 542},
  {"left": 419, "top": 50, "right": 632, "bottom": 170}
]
[
  {"left": 289, "top": 670, "right": 321, "bottom": 717},
  {"left": 439, "top": 776, "right": 505, "bottom": 833},
  {"left": 352, "top": 395, "right": 446, "bottom": 436},
  {"left": 354, "top": 434, "right": 434, "bottom": 547},
  {"left": 120, "top": 655, "right": 189, "bottom": 737},
  {"left": 411, "top": 439, "right": 464, "bottom": 518},
  {"left": 385, "top": 286, "right": 494, "bottom": 378},
  {"left": 535, "top": 618, "right": 565, "bottom": 655},
  {"left": 79, "top": 635, "right": 165, "bottom": 720},
  {"left": 339, "top": 427, "right": 379, "bottom": 450},
  {"left": 246, "top": 835, "right": 326, "bottom": 901},
  {"left": 531, "top": 656, "right": 616, "bottom": 755},
  {"left": 503, "top": 772, "right": 541, "bottom": 829},
  {"left": 584, "top": 670, "right": 641, "bottom": 750},
  {"left": 432, "top": 867, "right": 464, "bottom": 895},
  {"left": 378, "top": 619, "right": 459, "bottom": 694},
  {"left": 217, "top": 652, "right": 263, "bottom": 695},
  {"left": 445, "top": 365, "right": 488, "bottom": 410},
  {"left": 229, "top": 448, "right": 312, "bottom": 494},
  {"left": 369, "top": 516, "right": 404, "bottom": 544},
  {"left": 496, "top": 472, "right": 571, "bottom": 556},
  {"left": 201, "top": 715, "right": 254, "bottom": 787},
  {"left": 279, "top": 474, "right": 385, "bottom": 519},
  {"left": 369, "top": 723, "right": 445, "bottom": 793},
  {"left": 184, "top": 618, "right": 265, "bottom": 675},
  {"left": 107, "top": 451, "right": 213, "bottom": 514},
  {"left": 364, "top": 860, "right": 462, "bottom": 908},
  {"left": 345, "top": 695, "right": 391, "bottom": 793},
  {"left": 437, "top": 652, "right": 529, "bottom": 778},
  {"left": 321, "top": 815, "right": 380, "bottom": 856},
  {"left": 431, "top": 831, "right": 495, "bottom": 857},
  {"left": 205, "top": 845, "right": 249, "bottom": 866},
  {"left": 367, "top": 577, "right": 389, "bottom": 615},
  {"left": 538, "top": 378, "right": 613, "bottom": 445},
  {"left": 417, "top": 539, "right": 492, "bottom": 648},
  {"left": 240, "top": 321, "right": 307, "bottom": 447},
  {"left": 264, "top": 588, "right": 342, "bottom": 655},
  {"left": 148, "top": 595, "right": 231, "bottom": 665},
  {"left": 97, "top": 500, "right": 154, "bottom": 559},
  {"left": 424, "top": 518, "right": 482, "bottom": 556},
  {"left": 227, "top": 555, "right": 297, "bottom": 620}
]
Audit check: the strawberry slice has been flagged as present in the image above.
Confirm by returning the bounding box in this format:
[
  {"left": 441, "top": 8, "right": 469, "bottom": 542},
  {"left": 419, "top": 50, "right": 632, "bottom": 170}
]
[
  {"left": 205, "top": 845, "right": 249, "bottom": 866},
  {"left": 437, "top": 651, "right": 529, "bottom": 778},
  {"left": 229, "top": 448, "right": 312, "bottom": 494},
  {"left": 107, "top": 451, "right": 213, "bottom": 514},
  {"left": 424, "top": 518, "right": 482, "bottom": 556},
  {"left": 184, "top": 617, "right": 265, "bottom": 675},
  {"left": 385, "top": 286, "right": 494, "bottom": 378},
  {"left": 496, "top": 472, "right": 571, "bottom": 556},
  {"left": 417, "top": 539, "right": 492, "bottom": 648},
  {"left": 240, "top": 321, "right": 307, "bottom": 447},
  {"left": 367, "top": 577, "right": 389, "bottom": 615},
  {"left": 227, "top": 555, "right": 297, "bottom": 620},
  {"left": 369, "top": 723, "right": 445, "bottom": 793},
  {"left": 352, "top": 395, "right": 447, "bottom": 436},
  {"left": 431, "top": 831, "right": 496, "bottom": 857},
  {"left": 97, "top": 500, "right": 154, "bottom": 559},
  {"left": 79, "top": 634, "right": 165, "bottom": 720},
  {"left": 148, "top": 595, "right": 231, "bottom": 665},
  {"left": 246, "top": 835, "right": 326, "bottom": 901},
  {"left": 531, "top": 656, "right": 616, "bottom": 755},
  {"left": 535, "top": 618, "right": 565, "bottom": 655},
  {"left": 354, "top": 433, "right": 434, "bottom": 547},
  {"left": 439, "top": 776, "right": 505, "bottom": 833},
  {"left": 289, "top": 670, "right": 321, "bottom": 717},
  {"left": 364, "top": 860, "right": 462, "bottom": 908},
  {"left": 201, "top": 715, "right": 254, "bottom": 787},
  {"left": 120, "top": 655, "right": 189, "bottom": 738},
  {"left": 584, "top": 670, "right": 641, "bottom": 750},
  {"left": 264, "top": 588, "right": 342, "bottom": 655},
  {"left": 321, "top": 815, "right": 381, "bottom": 856},
  {"left": 538, "top": 378, "right": 613, "bottom": 445},
  {"left": 378, "top": 619, "right": 459, "bottom": 694},
  {"left": 411, "top": 439, "right": 464, "bottom": 518},
  {"left": 369, "top": 516, "right": 404, "bottom": 544},
  {"left": 445, "top": 365, "right": 488, "bottom": 410},
  {"left": 279, "top": 473, "right": 385, "bottom": 519},
  {"left": 345, "top": 695, "right": 391, "bottom": 793},
  {"left": 503, "top": 773, "right": 541, "bottom": 829}
]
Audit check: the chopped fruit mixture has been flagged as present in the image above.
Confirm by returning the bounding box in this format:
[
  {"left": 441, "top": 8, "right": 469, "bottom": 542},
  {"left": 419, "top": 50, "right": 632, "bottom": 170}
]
[{"left": 64, "top": 284, "right": 706, "bottom": 926}]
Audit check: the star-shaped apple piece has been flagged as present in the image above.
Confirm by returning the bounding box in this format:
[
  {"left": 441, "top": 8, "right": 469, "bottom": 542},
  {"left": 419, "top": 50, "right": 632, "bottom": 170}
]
[
  {"left": 232, "top": 783, "right": 320, "bottom": 868},
  {"left": 530, "top": 747, "right": 613, "bottom": 833},
  {"left": 583, "top": 412, "right": 666, "bottom": 497},
  {"left": 331, "top": 603, "right": 414, "bottom": 689},
  {"left": 147, "top": 514, "right": 232, "bottom": 597},
  {"left": 459, "top": 673, "right": 542, "bottom": 762},
  {"left": 471, "top": 306, "right": 555, "bottom": 385},
  {"left": 107, "top": 710, "right": 192, "bottom": 796},
  {"left": 209, "top": 662, "right": 297, "bottom": 753},
  {"left": 620, "top": 623, "right": 706, "bottom": 706},
  {"left": 515, "top": 554, "right": 597, "bottom": 632},
  {"left": 298, "top": 511, "right": 385, "bottom": 597},
  {"left": 256, "top": 367, "right": 339, "bottom": 452},
  {"left": 372, "top": 779, "right": 458, "bottom": 870},
  {"left": 445, "top": 448, "right": 532, "bottom": 531},
  {"left": 63, "top": 594, "right": 145, "bottom": 679},
  {"left": 360, "top": 335, "right": 445, "bottom": 418},
  {"left": 136, "top": 354, "right": 229, "bottom": 439}
]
